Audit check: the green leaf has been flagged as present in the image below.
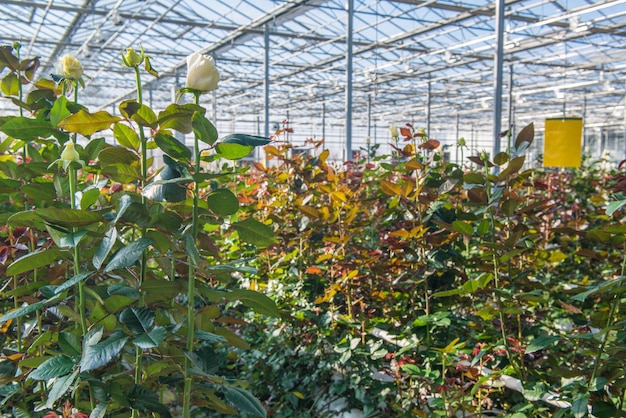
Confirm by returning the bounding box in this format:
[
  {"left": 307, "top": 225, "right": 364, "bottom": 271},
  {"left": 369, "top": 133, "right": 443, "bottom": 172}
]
[
  {"left": 0, "top": 178, "right": 20, "bottom": 193},
  {"left": 58, "top": 110, "right": 121, "bottom": 136},
  {"left": 29, "top": 356, "right": 74, "bottom": 380},
  {"left": 114, "top": 194, "right": 133, "bottom": 224},
  {"left": 515, "top": 122, "right": 534, "bottom": 149},
  {"left": 0, "top": 45, "right": 18, "bottom": 71},
  {"left": 58, "top": 332, "right": 81, "bottom": 358},
  {"left": 118, "top": 202, "right": 151, "bottom": 228},
  {"left": 104, "top": 295, "right": 135, "bottom": 314},
  {"left": 526, "top": 335, "right": 560, "bottom": 354},
  {"left": 45, "top": 224, "right": 88, "bottom": 248},
  {"left": 215, "top": 142, "right": 254, "bottom": 160},
  {"left": 1, "top": 74, "right": 19, "bottom": 96},
  {"left": 113, "top": 122, "right": 140, "bottom": 151},
  {"left": 119, "top": 307, "right": 155, "bottom": 334},
  {"left": 207, "top": 188, "right": 239, "bottom": 217},
  {"left": 0, "top": 300, "right": 50, "bottom": 324},
  {"left": 0, "top": 116, "right": 56, "bottom": 141},
  {"left": 232, "top": 217, "right": 275, "bottom": 247},
  {"left": 98, "top": 146, "right": 140, "bottom": 167},
  {"left": 493, "top": 152, "right": 509, "bottom": 166},
  {"left": 157, "top": 103, "right": 200, "bottom": 134},
  {"left": 90, "top": 404, "right": 108, "bottom": 418},
  {"left": 6, "top": 249, "right": 64, "bottom": 276},
  {"left": 35, "top": 208, "right": 103, "bottom": 228},
  {"left": 79, "top": 331, "right": 128, "bottom": 372},
  {"left": 119, "top": 100, "right": 158, "bottom": 129},
  {"left": 80, "top": 187, "right": 100, "bottom": 209},
  {"left": 21, "top": 183, "right": 57, "bottom": 202},
  {"left": 499, "top": 155, "right": 525, "bottom": 178},
  {"left": 195, "top": 330, "right": 227, "bottom": 343},
  {"left": 93, "top": 227, "right": 118, "bottom": 270},
  {"left": 50, "top": 96, "right": 71, "bottom": 128},
  {"left": 571, "top": 392, "right": 590, "bottom": 418},
  {"left": 228, "top": 289, "right": 281, "bottom": 317},
  {"left": 154, "top": 132, "right": 191, "bottom": 161},
  {"left": 222, "top": 133, "right": 271, "bottom": 147},
  {"left": 142, "top": 156, "right": 189, "bottom": 202},
  {"left": 133, "top": 326, "right": 167, "bottom": 349},
  {"left": 104, "top": 237, "right": 154, "bottom": 272},
  {"left": 223, "top": 385, "right": 267, "bottom": 418},
  {"left": 127, "top": 384, "right": 172, "bottom": 418},
  {"left": 7, "top": 210, "right": 45, "bottom": 229},
  {"left": 42, "top": 370, "right": 79, "bottom": 410},
  {"left": 54, "top": 272, "right": 92, "bottom": 295},
  {"left": 192, "top": 112, "right": 218, "bottom": 145},
  {"left": 85, "top": 137, "right": 106, "bottom": 161},
  {"left": 184, "top": 231, "right": 200, "bottom": 267},
  {"left": 607, "top": 199, "right": 626, "bottom": 216},
  {"left": 452, "top": 220, "right": 473, "bottom": 236}
]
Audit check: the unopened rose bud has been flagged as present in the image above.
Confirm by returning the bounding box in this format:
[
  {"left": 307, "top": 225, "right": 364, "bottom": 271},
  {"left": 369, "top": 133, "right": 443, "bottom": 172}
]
[
  {"left": 186, "top": 52, "right": 219, "bottom": 93},
  {"left": 122, "top": 47, "right": 143, "bottom": 68},
  {"left": 61, "top": 142, "right": 80, "bottom": 162}
]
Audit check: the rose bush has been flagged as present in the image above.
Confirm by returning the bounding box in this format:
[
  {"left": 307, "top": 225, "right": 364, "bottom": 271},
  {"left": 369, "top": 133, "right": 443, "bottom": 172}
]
[{"left": 0, "top": 44, "right": 275, "bottom": 418}]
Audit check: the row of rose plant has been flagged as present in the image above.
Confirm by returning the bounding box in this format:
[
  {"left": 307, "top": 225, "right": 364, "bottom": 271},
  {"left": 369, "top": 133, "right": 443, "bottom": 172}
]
[
  {"left": 220, "top": 126, "right": 626, "bottom": 417},
  {"left": 0, "top": 43, "right": 277, "bottom": 417}
]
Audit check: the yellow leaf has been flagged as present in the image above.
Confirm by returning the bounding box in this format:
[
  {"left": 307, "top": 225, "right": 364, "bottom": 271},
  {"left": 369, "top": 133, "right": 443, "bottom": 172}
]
[
  {"left": 401, "top": 181, "right": 415, "bottom": 198},
  {"left": 381, "top": 180, "right": 402, "bottom": 196},
  {"left": 318, "top": 149, "right": 330, "bottom": 164},
  {"left": 346, "top": 269, "right": 359, "bottom": 279},
  {"left": 331, "top": 191, "right": 347, "bottom": 203},
  {"left": 59, "top": 110, "right": 121, "bottom": 136},
  {"left": 389, "top": 229, "right": 409, "bottom": 238},
  {"left": 316, "top": 253, "right": 333, "bottom": 263},
  {"left": 410, "top": 225, "right": 427, "bottom": 239},
  {"left": 263, "top": 144, "right": 280, "bottom": 155},
  {"left": 344, "top": 206, "right": 359, "bottom": 224},
  {"left": 292, "top": 391, "right": 305, "bottom": 399},
  {"left": 406, "top": 159, "right": 423, "bottom": 170},
  {"left": 298, "top": 205, "right": 320, "bottom": 218}
]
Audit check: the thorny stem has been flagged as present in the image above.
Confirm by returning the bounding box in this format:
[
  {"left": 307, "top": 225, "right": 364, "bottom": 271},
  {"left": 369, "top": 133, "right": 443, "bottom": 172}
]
[
  {"left": 590, "top": 242, "right": 626, "bottom": 389},
  {"left": 483, "top": 155, "right": 518, "bottom": 378},
  {"left": 183, "top": 91, "right": 202, "bottom": 417},
  {"left": 131, "top": 65, "right": 149, "bottom": 418}
]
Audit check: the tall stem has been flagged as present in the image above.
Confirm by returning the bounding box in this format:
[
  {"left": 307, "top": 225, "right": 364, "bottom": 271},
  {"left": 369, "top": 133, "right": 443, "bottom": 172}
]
[
  {"left": 132, "top": 65, "right": 148, "bottom": 418},
  {"left": 183, "top": 91, "right": 202, "bottom": 417},
  {"left": 590, "top": 242, "right": 626, "bottom": 387}
]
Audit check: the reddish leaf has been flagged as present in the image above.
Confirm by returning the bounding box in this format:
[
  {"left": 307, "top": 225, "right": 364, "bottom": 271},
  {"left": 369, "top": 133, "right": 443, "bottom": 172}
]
[{"left": 419, "top": 139, "right": 440, "bottom": 150}]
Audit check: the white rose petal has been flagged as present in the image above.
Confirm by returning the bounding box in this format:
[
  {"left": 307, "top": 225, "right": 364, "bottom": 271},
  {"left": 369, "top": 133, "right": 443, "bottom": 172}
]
[
  {"left": 186, "top": 52, "right": 219, "bottom": 93},
  {"left": 56, "top": 54, "right": 83, "bottom": 80}
]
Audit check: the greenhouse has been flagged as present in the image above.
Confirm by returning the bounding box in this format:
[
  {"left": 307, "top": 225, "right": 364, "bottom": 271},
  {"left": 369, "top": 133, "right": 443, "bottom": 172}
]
[{"left": 0, "top": 0, "right": 626, "bottom": 417}]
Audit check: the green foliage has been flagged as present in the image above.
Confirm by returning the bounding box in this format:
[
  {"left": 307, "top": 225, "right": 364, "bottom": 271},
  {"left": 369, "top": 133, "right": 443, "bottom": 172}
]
[
  {"left": 222, "top": 128, "right": 626, "bottom": 417},
  {"left": 0, "top": 43, "right": 274, "bottom": 417}
]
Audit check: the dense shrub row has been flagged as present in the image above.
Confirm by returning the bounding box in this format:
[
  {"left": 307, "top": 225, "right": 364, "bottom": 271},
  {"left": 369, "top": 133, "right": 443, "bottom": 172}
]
[{"left": 224, "top": 127, "right": 626, "bottom": 417}]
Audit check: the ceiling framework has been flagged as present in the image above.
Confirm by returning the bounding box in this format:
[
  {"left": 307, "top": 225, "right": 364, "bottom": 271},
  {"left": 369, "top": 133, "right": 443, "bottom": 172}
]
[{"left": 0, "top": 0, "right": 625, "bottom": 150}]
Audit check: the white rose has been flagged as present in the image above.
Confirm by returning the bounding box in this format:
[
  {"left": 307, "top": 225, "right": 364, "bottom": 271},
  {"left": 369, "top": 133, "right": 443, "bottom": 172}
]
[
  {"left": 389, "top": 124, "right": 399, "bottom": 138},
  {"left": 56, "top": 54, "right": 83, "bottom": 80},
  {"left": 186, "top": 52, "right": 219, "bottom": 93}
]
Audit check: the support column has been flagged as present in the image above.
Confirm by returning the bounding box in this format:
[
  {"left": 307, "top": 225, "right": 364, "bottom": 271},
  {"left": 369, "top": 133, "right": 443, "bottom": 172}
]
[
  {"left": 322, "top": 103, "right": 326, "bottom": 145},
  {"left": 455, "top": 112, "right": 460, "bottom": 163},
  {"left": 345, "top": 0, "right": 354, "bottom": 161},
  {"left": 426, "top": 80, "right": 432, "bottom": 138},
  {"left": 507, "top": 64, "right": 514, "bottom": 151},
  {"left": 264, "top": 24, "right": 270, "bottom": 139},
  {"left": 492, "top": 0, "right": 505, "bottom": 156}
]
